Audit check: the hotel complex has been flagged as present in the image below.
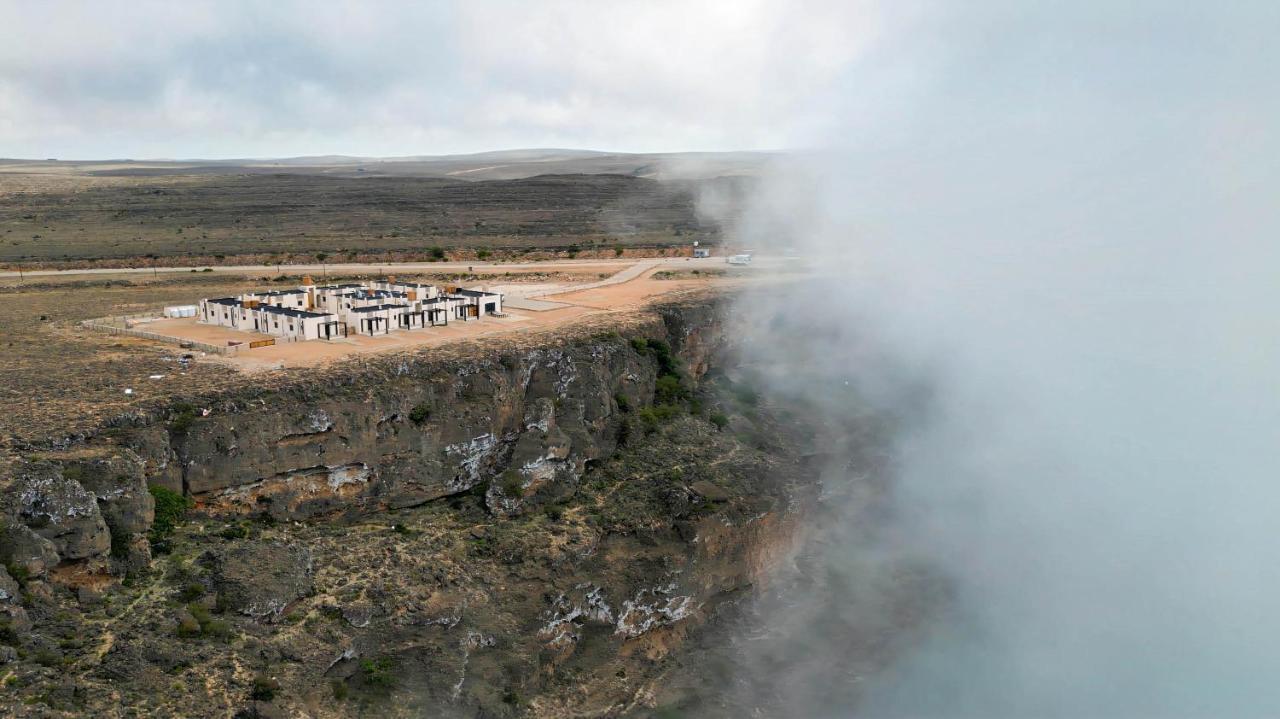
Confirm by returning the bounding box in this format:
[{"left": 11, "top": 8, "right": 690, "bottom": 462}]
[{"left": 198, "top": 276, "right": 503, "bottom": 341}]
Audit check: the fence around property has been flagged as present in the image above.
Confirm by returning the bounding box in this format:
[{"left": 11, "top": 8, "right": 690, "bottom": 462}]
[{"left": 80, "top": 318, "right": 236, "bottom": 355}]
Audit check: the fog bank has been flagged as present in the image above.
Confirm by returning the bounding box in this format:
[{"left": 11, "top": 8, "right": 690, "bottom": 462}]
[{"left": 720, "top": 2, "right": 1280, "bottom": 716}]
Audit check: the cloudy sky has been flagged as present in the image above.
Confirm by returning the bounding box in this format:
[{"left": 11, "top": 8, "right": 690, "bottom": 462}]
[{"left": 0, "top": 0, "right": 883, "bottom": 159}]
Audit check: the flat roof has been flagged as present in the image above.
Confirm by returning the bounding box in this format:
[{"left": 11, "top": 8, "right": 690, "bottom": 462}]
[
  {"left": 258, "top": 306, "right": 331, "bottom": 318},
  {"left": 349, "top": 304, "right": 405, "bottom": 313},
  {"left": 207, "top": 297, "right": 240, "bottom": 306},
  {"left": 452, "top": 288, "right": 500, "bottom": 297}
]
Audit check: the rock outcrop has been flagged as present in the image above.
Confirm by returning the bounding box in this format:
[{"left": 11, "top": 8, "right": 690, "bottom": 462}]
[{"left": 0, "top": 298, "right": 725, "bottom": 587}]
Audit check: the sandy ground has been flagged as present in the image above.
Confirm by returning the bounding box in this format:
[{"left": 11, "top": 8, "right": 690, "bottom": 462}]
[{"left": 131, "top": 263, "right": 722, "bottom": 371}]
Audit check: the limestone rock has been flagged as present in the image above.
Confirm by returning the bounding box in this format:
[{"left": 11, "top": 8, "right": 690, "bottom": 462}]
[
  {"left": 0, "top": 566, "right": 18, "bottom": 603},
  {"left": 0, "top": 521, "right": 60, "bottom": 579},
  {"left": 8, "top": 463, "right": 111, "bottom": 561},
  {"left": 204, "top": 543, "right": 313, "bottom": 620},
  {"left": 67, "top": 452, "right": 155, "bottom": 536}
]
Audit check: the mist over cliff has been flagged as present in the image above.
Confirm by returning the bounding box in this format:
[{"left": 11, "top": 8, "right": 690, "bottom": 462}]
[{"left": 714, "top": 2, "right": 1280, "bottom": 716}]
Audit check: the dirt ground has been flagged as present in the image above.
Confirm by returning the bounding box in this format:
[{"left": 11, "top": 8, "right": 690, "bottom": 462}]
[
  {"left": 0, "top": 262, "right": 747, "bottom": 446},
  {"left": 131, "top": 264, "right": 720, "bottom": 371}
]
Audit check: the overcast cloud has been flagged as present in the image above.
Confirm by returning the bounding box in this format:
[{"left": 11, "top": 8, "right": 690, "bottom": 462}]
[{"left": 0, "top": 0, "right": 880, "bottom": 159}]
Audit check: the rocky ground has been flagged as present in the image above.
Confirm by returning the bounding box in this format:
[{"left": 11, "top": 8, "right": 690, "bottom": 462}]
[
  {"left": 0, "top": 371, "right": 817, "bottom": 717},
  {"left": 0, "top": 292, "right": 942, "bottom": 717}
]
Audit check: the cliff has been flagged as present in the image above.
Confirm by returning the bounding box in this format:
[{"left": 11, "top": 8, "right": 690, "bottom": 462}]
[{"left": 0, "top": 295, "right": 823, "bottom": 717}]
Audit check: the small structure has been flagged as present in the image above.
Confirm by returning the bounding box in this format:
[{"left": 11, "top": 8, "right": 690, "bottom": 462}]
[
  {"left": 727, "top": 254, "right": 752, "bottom": 265},
  {"left": 693, "top": 248, "right": 711, "bottom": 258},
  {"left": 198, "top": 276, "right": 504, "bottom": 342},
  {"left": 164, "top": 305, "right": 198, "bottom": 318}
]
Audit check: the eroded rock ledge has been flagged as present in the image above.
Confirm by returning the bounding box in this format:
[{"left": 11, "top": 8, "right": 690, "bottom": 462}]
[{"left": 0, "top": 294, "right": 834, "bottom": 717}]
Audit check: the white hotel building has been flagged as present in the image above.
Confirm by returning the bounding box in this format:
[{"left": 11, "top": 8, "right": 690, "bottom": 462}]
[{"left": 198, "top": 276, "right": 503, "bottom": 341}]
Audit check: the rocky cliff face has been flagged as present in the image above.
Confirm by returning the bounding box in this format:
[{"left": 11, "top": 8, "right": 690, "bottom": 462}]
[{"left": 0, "top": 297, "right": 829, "bottom": 717}]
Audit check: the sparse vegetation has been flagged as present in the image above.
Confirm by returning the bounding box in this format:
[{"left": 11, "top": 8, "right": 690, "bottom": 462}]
[
  {"left": 499, "top": 470, "right": 525, "bottom": 498},
  {"left": 179, "top": 603, "right": 231, "bottom": 641},
  {"left": 408, "top": 404, "right": 431, "bottom": 425},
  {"left": 148, "top": 485, "right": 193, "bottom": 551},
  {"left": 168, "top": 402, "right": 198, "bottom": 436},
  {"left": 250, "top": 675, "right": 280, "bottom": 701},
  {"left": 359, "top": 656, "right": 397, "bottom": 689}
]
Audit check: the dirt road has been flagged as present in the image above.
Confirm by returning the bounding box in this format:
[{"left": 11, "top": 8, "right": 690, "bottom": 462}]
[{"left": 0, "top": 255, "right": 749, "bottom": 280}]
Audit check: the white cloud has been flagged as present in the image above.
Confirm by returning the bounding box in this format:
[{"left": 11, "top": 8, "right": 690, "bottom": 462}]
[{"left": 0, "top": 0, "right": 882, "bottom": 158}]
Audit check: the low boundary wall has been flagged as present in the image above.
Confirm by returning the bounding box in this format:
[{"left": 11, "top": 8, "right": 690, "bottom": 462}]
[{"left": 80, "top": 318, "right": 236, "bottom": 355}]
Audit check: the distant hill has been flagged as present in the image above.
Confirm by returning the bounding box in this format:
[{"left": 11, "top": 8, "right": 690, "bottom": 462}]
[{"left": 0, "top": 149, "right": 774, "bottom": 182}]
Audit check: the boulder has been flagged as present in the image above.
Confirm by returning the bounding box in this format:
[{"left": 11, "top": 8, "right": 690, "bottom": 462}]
[
  {"left": 68, "top": 453, "right": 155, "bottom": 536},
  {"left": 203, "top": 543, "right": 313, "bottom": 620},
  {"left": 0, "top": 521, "right": 60, "bottom": 579},
  {"left": 8, "top": 463, "right": 110, "bottom": 560}
]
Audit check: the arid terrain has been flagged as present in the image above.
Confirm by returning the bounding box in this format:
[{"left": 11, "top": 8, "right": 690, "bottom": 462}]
[
  {"left": 0, "top": 257, "right": 749, "bottom": 447},
  {"left": 0, "top": 157, "right": 923, "bottom": 719},
  {"left": 0, "top": 152, "right": 759, "bottom": 268}
]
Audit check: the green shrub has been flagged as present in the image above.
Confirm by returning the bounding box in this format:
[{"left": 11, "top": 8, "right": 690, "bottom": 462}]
[
  {"left": 613, "top": 393, "right": 630, "bottom": 413},
  {"left": 430, "top": 246, "right": 446, "bottom": 260},
  {"left": 646, "top": 339, "right": 680, "bottom": 377},
  {"left": 202, "top": 619, "right": 231, "bottom": 640},
  {"left": 709, "top": 412, "right": 729, "bottom": 430},
  {"left": 148, "top": 485, "right": 193, "bottom": 550},
  {"left": 109, "top": 525, "right": 131, "bottom": 559},
  {"left": 179, "top": 603, "right": 232, "bottom": 640},
  {"left": 408, "top": 404, "right": 431, "bottom": 425},
  {"left": 654, "top": 375, "right": 689, "bottom": 405},
  {"left": 498, "top": 470, "right": 525, "bottom": 498},
  {"left": 32, "top": 648, "right": 62, "bottom": 667},
  {"left": 0, "top": 620, "right": 19, "bottom": 645},
  {"left": 360, "top": 657, "right": 397, "bottom": 688},
  {"left": 331, "top": 680, "right": 349, "bottom": 700},
  {"left": 476, "top": 249, "right": 491, "bottom": 260},
  {"left": 4, "top": 563, "right": 29, "bottom": 586},
  {"left": 251, "top": 675, "right": 280, "bottom": 701},
  {"left": 176, "top": 615, "right": 201, "bottom": 638},
  {"left": 178, "top": 582, "right": 204, "bottom": 602},
  {"left": 630, "top": 337, "right": 648, "bottom": 352},
  {"left": 638, "top": 404, "right": 682, "bottom": 434},
  {"left": 168, "top": 402, "right": 198, "bottom": 436},
  {"left": 220, "top": 524, "right": 248, "bottom": 540}
]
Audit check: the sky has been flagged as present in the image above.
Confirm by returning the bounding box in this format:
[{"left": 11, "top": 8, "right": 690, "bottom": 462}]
[{"left": 0, "top": 0, "right": 880, "bottom": 159}]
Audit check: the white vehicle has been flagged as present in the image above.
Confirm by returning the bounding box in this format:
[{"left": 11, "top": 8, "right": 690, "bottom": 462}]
[{"left": 726, "top": 254, "right": 753, "bottom": 266}]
